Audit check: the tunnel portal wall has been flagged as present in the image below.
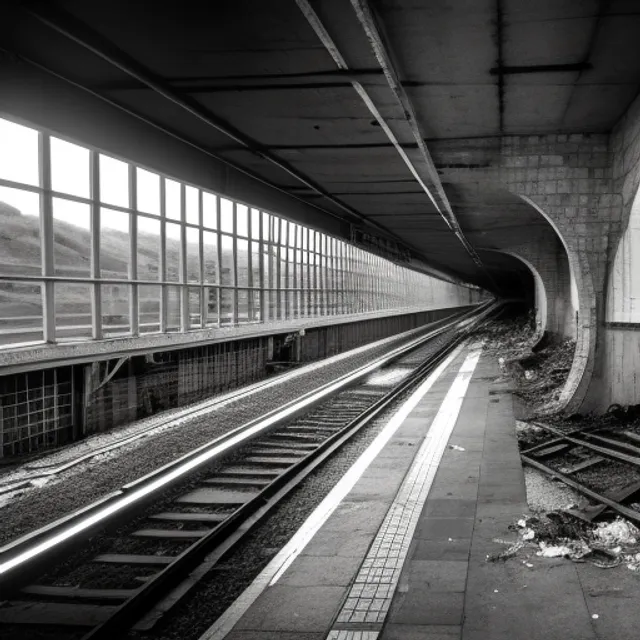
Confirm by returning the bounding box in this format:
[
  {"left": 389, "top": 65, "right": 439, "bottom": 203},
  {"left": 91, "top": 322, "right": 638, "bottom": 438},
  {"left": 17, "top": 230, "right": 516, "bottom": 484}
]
[{"left": 0, "top": 305, "right": 474, "bottom": 457}]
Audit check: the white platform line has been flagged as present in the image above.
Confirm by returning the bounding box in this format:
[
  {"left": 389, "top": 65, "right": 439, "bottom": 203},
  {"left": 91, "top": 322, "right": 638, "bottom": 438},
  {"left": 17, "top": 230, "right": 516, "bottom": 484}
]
[
  {"left": 198, "top": 341, "right": 468, "bottom": 640},
  {"left": 327, "top": 342, "right": 484, "bottom": 638}
]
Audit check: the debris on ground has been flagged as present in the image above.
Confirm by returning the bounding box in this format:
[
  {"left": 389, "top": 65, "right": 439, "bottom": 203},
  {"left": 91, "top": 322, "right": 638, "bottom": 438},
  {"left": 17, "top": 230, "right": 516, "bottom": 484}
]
[
  {"left": 488, "top": 512, "right": 640, "bottom": 572},
  {"left": 472, "top": 313, "right": 575, "bottom": 413}
]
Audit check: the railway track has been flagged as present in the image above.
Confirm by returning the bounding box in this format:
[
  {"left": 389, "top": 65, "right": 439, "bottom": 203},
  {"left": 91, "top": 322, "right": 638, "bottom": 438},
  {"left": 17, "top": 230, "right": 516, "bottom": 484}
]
[
  {"left": 521, "top": 421, "right": 640, "bottom": 526},
  {"left": 0, "top": 305, "right": 494, "bottom": 639}
]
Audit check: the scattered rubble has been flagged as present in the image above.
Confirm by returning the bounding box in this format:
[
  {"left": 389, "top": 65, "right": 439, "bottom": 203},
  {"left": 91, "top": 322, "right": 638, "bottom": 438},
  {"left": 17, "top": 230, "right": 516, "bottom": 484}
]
[
  {"left": 473, "top": 313, "right": 575, "bottom": 413},
  {"left": 488, "top": 513, "right": 640, "bottom": 572}
]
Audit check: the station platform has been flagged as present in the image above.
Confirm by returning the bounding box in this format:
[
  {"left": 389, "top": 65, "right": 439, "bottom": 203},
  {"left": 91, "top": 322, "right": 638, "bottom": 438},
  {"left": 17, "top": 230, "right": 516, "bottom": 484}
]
[{"left": 201, "top": 340, "right": 639, "bottom": 640}]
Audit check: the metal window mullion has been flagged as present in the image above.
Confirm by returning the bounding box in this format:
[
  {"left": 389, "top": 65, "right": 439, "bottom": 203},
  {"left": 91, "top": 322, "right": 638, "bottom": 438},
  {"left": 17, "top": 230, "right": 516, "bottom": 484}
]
[
  {"left": 346, "top": 244, "right": 353, "bottom": 314},
  {"left": 327, "top": 236, "right": 333, "bottom": 315},
  {"left": 159, "top": 179, "right": 167, "bottom": 333},
  {"left": 316, "top": 232, "right": 327, "bottom": 316},
  {"left": 322, "top": 235, "right": 328, "bottom": 315},
  {"left": 275, "top": 217, "right": 282, "bottom": 320},
  {"left": 308, "top": 229, "right": 313, "bottom": 317},
  {"left": 312, "top": 234, "right": 317, "bottom": 317},
  {"left": 326, "top": 235, "right": 332, "bottom": 315},
  {"left": 336, "top": 241, "right": 342, "bottom": 315},
  {"left": 215, "top": 197, "right": 222, "bottom": 327},
  {"left": 179, "top": 184, "right": 189, "bottom": 332},
  {"left": 247, "top": 209, "right": 254, "bottom": 322},
  {"left": 292, "top": 224, "right": 299, "bottom": 318},
  {"left": 39, "top": 134, "right": 56, "bottom": 343},
  {"left": 330, "top": 237, "right": 336, "bottom": 315},
  {"left": 199, "top": 190, "right": 207, "bottom": 328},
  {"left": 232, "top": 202, "right": 238, "bottom": 325},
  {"left": 128, "top": 165, "right": 139, "bottom": 336},
  {"left": 258, "top": 211, "right": 265, "bottom": 322},
  {"left": 304, "top": 227, "right": 311, "bottom": 317},
  {"left": 340, "top": 241, "right": 346, "bottom": 314},
  {"left": 320, "top": 234, "right": 326, "bottom": 316},
  {"left": 89, "top": 149, "right": 102, "bottom": 340},
  {"left": 283, "top": 221, "right": 290, "bottom": 319}
]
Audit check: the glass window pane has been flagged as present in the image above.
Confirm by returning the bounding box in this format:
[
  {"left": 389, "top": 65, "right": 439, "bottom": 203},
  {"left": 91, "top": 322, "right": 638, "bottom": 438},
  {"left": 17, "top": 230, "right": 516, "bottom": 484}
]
[
  {"left": 102, "top": 283, "right": 130, "bottom": 335},
  {"left": 220, "top": 235, "right": 233, "bottom": 285},
  {"left": 288, "top": 223, "right": 296, "bottom": 247},
  {"left": 137, "top": 168, "right": 160, "bottom": 215},
  {"left": 0, "top": 118, "right": 39, "bottom": 187},
  {"left": 220, "top": 198, "right": 233, "bottom": 233},
  {"left": 167, "top": 286, "right": 180, "bottom": 331},
  {"left": 100, "top": 208, "right": 130, "bottom": 279},
  {"left": 238, "top": 289, "right": 249, "bottom": 323},
  {"left": 220, "top": 288, "right": 233, "bottom": 325},
  {"left": 139, "top": 285, "right": 160, "bottom": 334},
  {"left": 51, "top": 138, "right": 90, "bottom": 198},
  {"left": 250, "top": 208, "right": 260, "bottom": 239},
  {"left": 237, "top": 239, "right": 249, "bottom": 287},
  {"left": 55, "top": 282, "right": 92, "bottom": 340},
  {"left": 205, "top": 286, "right": 218, "bottom": 325},
  {"left": 186, "top": 186, "right": 199, "bottom": 224},
  {"left": 166, "top": 222, "right": 181, "bottom": 282},
  {"left": 261, "top": 212, "right": 270, "bottom": 241},
  {"left": 203, "top": 231, "right": 218, "bottom": 283},
  {"left": 251, "top": 290, "right": 260, "bottom": 322},
  {"left": 0, "top": 188, "right": 41, "bottom": 276},
  {"left": 53, "top": 198, "right": 91, "bottom": 277},
  {"left": 251, "top": 241, "right": 261, "bottom": 286},
  {"left": 137, "top": 216, "right": 161, "bottom": 280},
  {"left": 236, "top": 204, "right": 248, "bottom": 237},
  {"left": 186, "top": 226, "right": 200, "bottom": 283},
  {"left": 165, "top": 179, "right": 181, "bottom": 220},
  {"left": 188, "top": 287, "right": 201, "bottom": 328},
  {"left": 99, "top": 154, "right": 129, "bottom": 207},
  {"left": 0, "top": 281, "right": 43, "bottom": 345},
  {"left": 203, "top": 192, "right": 217, "bottom": 229}
]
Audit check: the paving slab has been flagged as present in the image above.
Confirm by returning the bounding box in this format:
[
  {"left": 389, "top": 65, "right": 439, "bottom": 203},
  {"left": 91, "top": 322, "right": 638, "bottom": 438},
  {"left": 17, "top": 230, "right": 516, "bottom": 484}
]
[{"left": 207, "top": 349, "right": 638, "bottom": 640}]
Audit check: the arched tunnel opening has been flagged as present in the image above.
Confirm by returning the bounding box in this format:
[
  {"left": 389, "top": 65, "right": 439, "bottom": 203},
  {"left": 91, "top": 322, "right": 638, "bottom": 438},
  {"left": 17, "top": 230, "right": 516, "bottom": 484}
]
[{"left": 452, "top": 189, "right": 583, "bottom": 416}]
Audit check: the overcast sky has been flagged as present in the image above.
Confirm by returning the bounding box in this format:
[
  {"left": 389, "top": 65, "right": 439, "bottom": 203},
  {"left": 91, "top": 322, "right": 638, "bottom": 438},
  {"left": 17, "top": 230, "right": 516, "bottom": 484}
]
[{"left": 0, "top": 117, "right": 246, "bottom": 240}]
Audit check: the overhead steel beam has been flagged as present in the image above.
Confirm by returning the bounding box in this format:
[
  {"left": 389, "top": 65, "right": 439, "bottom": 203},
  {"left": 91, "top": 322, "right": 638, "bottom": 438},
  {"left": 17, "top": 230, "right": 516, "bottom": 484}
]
[
  {"left": 296, "top": 0, "right": 488, "bottom": 276},
  {"left": 348, "top": 0, "right": 489, "bottom": 271},
  {"left": 93, "top": 69, "right": 386, "bottom": 91},
  {"left": 23, "top": 0, "right": 424, "bottom": 254}
]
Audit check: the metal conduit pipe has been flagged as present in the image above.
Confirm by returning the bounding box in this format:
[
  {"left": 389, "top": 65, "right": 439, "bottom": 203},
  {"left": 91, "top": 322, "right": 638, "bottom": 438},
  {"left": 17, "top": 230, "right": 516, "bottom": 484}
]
[
  {"left": 348, "top": 0, "right": 487, "bottom": 268},
  {"left": 296, "top": 0, "right": 501, "bottom": 293}
]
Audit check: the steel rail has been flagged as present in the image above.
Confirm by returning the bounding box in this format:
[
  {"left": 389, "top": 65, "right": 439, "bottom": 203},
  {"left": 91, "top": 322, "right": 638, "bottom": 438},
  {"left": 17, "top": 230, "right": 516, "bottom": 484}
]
[
  {"left": 521, "top": 454, "right": 640, "bottom": 527},
  {"left": 84, "top": 322, "right": 475, "bottom": 639},
  {"left": 0, "top": 311, "right": 471, "bottom": 498},
  {"left": 0, "top": 304, "right": 496, "bottom": 638},
  {"left": 0, "top": 304, "right": 493, "bottom": 577},
  {"left": 531, "top": 421, "right": 640, "bottom": 469}
]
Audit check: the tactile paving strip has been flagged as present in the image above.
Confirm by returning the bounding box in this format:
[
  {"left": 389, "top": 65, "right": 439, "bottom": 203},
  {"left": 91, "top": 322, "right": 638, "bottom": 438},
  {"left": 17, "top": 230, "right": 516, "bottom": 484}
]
[{"left": 326, "top": 345, "right": 483, "bottom": 640}]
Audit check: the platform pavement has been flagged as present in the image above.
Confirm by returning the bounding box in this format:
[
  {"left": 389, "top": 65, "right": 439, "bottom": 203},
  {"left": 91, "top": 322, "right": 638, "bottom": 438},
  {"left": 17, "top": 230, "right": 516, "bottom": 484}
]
[{"left": 205, "top": 345, "right": 640, "bottom": 640}]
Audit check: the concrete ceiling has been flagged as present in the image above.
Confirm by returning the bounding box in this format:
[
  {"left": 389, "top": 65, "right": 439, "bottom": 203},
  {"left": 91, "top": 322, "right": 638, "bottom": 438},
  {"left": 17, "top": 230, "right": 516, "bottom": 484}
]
[{"left": 2, "top": 0, "right": 639, "bottom": 294}]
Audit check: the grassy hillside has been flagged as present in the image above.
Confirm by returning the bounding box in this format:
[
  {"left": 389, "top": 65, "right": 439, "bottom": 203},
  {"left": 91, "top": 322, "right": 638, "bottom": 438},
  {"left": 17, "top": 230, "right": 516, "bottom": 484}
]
[{"left": 0, "top": 201, "right": 264, "bottom": 324}]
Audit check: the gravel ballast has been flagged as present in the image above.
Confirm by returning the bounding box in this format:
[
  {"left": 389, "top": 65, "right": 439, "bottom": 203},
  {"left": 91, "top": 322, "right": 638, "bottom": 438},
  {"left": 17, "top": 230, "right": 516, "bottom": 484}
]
[
  {"left": 0, "top": 320, "right": 459, "bottom": 547},
  {"left": 125, "top": 330, "right": 456, "bottom": 640}
]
